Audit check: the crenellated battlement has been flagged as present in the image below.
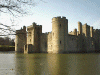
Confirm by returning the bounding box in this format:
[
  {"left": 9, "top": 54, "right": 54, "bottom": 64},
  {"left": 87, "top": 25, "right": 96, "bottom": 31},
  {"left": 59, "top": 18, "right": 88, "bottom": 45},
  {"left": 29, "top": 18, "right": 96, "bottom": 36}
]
[
  {"left": 47, "top": 32, "right": 52, "bottom": 35},
  {"left": 27, "top": 22, "right": 42, "bottom": 30},
  {"left": 78, "top": 21, "right": 82, "bottom": 24},
  {"left": 16, "top": 30, "right": 22, "bottom": 34},
  {"left": 83, "top": 23, "right": 90, "bottom": 28},
  {"left": 84, "top": 23, "right": 87, "bottom": 26},
  {"left": 15, "top": 16, "right": 100, "bottom": 54},
  {"left": 36, "top": 25, "right": 42, "bottom": 28},
  {"left": 42, "top": 32, "right": 48, "bottom": 34},
  {"left": 90, "top": 26, "right": 93, "bottom": 29},
  {"left": 69, "top": 29, "right": 77, "bottom": 36},
  {"left": 94, "top": 29, "right": 100, "bottom": 33},
  {"left": 52, "top": 16, "right": 68, "bottom": 22},
  {"left": 27, "top": 25, "right": 34, "bottom": 29},
  {"left": 32, "top": 22, "right": 37, "bottom": 25},
  {"left": 16, "top": 26, "right": 26, "bottom": 34},
  {"left": 42, "top": 32, "right": 52, "bottom": 35}
]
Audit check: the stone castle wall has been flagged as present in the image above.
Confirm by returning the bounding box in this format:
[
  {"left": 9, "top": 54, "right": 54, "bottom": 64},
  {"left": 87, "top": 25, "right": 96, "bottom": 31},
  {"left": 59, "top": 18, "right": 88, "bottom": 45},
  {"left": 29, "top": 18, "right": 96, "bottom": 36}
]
[
  {"left": 15, "top": 16, "right": 100, "bottom": 53},
  {"left": 15, "top": 26, "right": 27, "bottom": 52},
  {"left": 93, "top": 29, "right": 100, "bottom": 51},
  {"left": 67, "top": 35, "right": 78, "bottom": 52},
  {"left": 47, "top": 32, "right": 52, "bottom": 53},
  {"left": 40, "top": 33, "right": 48, "bottom": 53}
]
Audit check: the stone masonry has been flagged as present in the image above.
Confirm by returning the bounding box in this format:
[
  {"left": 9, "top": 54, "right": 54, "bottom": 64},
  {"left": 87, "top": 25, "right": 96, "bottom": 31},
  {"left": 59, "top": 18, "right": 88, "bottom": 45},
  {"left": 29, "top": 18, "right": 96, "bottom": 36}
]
[{"left": 15, "top": 16, "right": 100, "bottom": 53}]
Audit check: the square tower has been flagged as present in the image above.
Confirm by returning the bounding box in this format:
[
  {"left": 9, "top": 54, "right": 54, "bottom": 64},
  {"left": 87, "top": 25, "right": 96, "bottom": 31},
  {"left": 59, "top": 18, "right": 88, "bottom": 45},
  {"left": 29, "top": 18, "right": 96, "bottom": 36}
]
[{"left": 27, "top": 22, "right": 42, "bottom": 52}]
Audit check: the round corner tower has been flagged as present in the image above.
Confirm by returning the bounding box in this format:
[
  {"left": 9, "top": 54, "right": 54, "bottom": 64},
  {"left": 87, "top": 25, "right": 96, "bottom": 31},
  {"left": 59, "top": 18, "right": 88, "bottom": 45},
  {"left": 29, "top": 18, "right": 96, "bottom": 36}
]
[
  {"left": 52, "top": 16, "right": 68, "bottom": 53},
  {"left": 15, "top": 26, "right": 27, "bottom": 52}
]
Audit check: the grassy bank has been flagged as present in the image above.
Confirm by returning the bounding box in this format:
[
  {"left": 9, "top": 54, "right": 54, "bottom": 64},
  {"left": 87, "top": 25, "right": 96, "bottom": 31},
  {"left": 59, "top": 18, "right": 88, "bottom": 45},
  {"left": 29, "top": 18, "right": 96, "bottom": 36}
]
[{"left": 0, "top": 45, "right": 15, "bottom": 51}]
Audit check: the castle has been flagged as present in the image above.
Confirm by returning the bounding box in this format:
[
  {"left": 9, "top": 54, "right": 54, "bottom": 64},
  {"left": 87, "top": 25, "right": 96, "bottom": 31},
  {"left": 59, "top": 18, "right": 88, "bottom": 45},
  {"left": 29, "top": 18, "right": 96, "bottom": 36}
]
[{"left": 15, "top": 16, "right": 100, "bottom": 53}]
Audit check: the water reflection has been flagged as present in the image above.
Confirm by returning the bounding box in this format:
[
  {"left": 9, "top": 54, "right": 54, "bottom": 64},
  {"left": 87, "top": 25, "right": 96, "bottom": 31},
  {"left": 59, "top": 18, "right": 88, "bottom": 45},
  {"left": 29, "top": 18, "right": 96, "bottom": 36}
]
[
  {"left": 15, "top": 53, "right": 49, "bottom": 75},
  {"left": 47, "top": 54, "right": 78, "bottom": 75},
  {"left": 0, "top": 53, "right": 16, "bottom": 75},
  {"left": 2, "top": 52, "right": 100, "bottom": 75},
  {"left": 46, "top": 53, "right": 100, "bottom": 75},
  {"left": 75, "top": 53, "right": 100, "bottom": 75},
  {"left": 15, "top": 53, "right": 27, "bottom": 75}
]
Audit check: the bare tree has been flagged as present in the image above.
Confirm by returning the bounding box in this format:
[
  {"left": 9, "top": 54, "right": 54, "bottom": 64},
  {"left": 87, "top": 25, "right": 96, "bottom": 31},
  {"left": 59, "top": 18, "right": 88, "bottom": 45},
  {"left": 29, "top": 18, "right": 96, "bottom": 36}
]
[
  {"left": 0, "top": 0, "right": 43, "bottom": 36},
  {"left": 0, "top": 0, "right": 46, "bottom": 38},
  {"left": 0, "top": 0, "right": 37, "bottom": 16}
]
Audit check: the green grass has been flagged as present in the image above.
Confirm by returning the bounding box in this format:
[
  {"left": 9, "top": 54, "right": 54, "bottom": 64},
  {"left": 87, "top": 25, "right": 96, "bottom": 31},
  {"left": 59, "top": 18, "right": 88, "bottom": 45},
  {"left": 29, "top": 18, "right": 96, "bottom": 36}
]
[{"left": 0, "top": 45, "right": 15, "bottom": 47}]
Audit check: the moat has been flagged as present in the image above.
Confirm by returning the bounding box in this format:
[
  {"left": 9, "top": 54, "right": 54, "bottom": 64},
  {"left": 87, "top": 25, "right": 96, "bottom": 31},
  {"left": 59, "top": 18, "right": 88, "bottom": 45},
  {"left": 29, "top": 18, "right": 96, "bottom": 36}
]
[{"left": 0, "top": 51, "right": 100, "bottom": 75}]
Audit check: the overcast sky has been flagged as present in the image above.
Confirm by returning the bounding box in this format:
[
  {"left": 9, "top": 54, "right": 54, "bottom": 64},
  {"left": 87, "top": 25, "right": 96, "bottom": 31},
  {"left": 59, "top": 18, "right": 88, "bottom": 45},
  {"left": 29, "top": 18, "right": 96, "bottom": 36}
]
[{"left": 0, "top": 0, "right": 100, "bottom": 34}]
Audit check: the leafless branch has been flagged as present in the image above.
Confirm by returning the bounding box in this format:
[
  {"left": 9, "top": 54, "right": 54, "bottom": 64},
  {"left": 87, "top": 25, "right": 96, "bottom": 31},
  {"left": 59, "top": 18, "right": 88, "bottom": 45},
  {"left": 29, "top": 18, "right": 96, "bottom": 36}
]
[
  {"left": 0, "top": 23, "right": 16, "bottom": 33},
  {"left": 0, "top": 0, "right": 37, "bottom": 16},
  {"left": 0, "top": 0, "right": 46, "bottom": 37}
]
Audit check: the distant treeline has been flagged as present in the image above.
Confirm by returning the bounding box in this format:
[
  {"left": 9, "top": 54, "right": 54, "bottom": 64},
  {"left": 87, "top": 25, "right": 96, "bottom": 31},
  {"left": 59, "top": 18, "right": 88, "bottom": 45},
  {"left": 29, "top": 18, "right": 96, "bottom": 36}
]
[{"left": 0, "top": 37, "right": 15, "bottom": 46}]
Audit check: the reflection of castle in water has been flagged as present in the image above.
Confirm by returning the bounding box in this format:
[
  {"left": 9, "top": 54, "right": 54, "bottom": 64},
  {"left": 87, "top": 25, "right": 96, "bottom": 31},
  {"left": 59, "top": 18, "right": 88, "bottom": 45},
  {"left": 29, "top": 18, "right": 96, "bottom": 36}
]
[{"left": 15, "top": 16, "right": 100, "bottom": 53}]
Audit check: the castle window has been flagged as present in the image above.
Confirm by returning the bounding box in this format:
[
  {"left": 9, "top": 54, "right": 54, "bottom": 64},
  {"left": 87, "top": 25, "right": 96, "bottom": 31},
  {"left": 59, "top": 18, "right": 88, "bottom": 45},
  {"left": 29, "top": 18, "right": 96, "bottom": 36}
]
[
  {"left": 53, "top": 33, "right": 54, "bottom": 36},
  {"left": 60, "top": 24, "right": 61, "bottom": 27},
  {"left": 60, "top": 41, "right": 61, "bottom": 44},
  {"left": 92, "top": 41, "right": 94, "bottom": 45},
  {"left": 45, "top": 42, "right": 47, "bottom": 48},
  {"left": 30, "top": 39, "right": 31, "bottom": 42}
]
